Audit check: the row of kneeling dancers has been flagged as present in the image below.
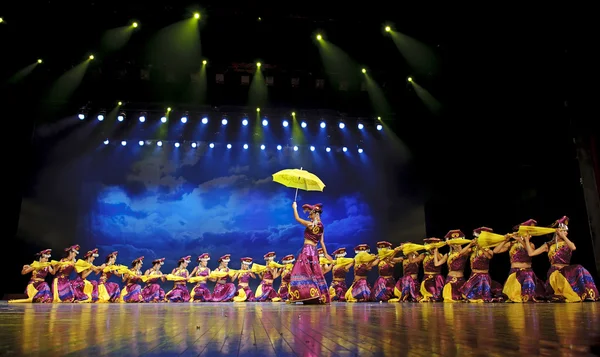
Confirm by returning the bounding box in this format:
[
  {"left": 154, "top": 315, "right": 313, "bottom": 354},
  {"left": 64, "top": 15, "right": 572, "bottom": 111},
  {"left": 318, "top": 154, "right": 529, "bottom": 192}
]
[{"left": 10, "top": 215, "right": 599, "bottom": 304}]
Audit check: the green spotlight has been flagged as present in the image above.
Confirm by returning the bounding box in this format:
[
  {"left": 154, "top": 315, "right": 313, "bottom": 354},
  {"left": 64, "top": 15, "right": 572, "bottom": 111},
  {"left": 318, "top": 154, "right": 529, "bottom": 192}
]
[
  {"left": 37, "top": 59, "right": 42, "bottom": 64},
  {"left": 132, "top": 22, "right": 138, "bottom": 28},
  {"left": 408, "top": 77, "right": 413, "bottom": 82},
  {"left": 385, "top": 26, "right": 391, "bottom": 32},
  {"left": 118, "top": 101, "right": 123, "bottom": 106},
  {"left": 362, "top": 68, "right": 367, "bottom": 74},
  {"left": 316, "top": 34, "right": 322, "bottom": 40},
  {"left": 202, "top": 60, "right": 207, "bottom": 65},
  {"left": 256, "top": 62, "right": 261, "bottom": 68},
  {"left": 256, "top": 107, "right": 260, "bottom": 112},
  {"left": 194, "top": 13, "right": 200, "bottom": 19},
  {"left": 89, "top": 55, "right": 94, "bottom": 60}
]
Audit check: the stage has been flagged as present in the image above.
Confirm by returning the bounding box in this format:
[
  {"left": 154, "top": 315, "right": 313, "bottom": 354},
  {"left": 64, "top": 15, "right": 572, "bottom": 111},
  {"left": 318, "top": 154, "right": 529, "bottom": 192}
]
[{"left": 0, "top": 302, "right": 599, "bottom": 356}]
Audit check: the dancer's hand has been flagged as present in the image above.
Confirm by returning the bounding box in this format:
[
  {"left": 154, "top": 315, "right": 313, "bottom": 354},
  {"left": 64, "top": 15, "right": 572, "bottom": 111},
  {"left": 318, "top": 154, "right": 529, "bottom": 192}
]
[
  {"left": 292, "top": 201, "right": 297, "bottom": 209},
  {"left": 325, "top": 254, "right": 333, "bottom": 262}
]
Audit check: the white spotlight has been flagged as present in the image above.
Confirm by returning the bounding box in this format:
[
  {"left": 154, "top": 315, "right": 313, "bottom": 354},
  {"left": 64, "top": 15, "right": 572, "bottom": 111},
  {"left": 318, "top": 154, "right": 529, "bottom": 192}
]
[
  {"left": 117, "top": 115, "right": 124, "bottom": 122},
  {"left": 242, "top": 119, "right": 248, "bottom": 126},
  {"left": 320, "top": 122, "right": 326, "bottom": 128},
  {"left": 262, "top": 119, "right": 268, "bottom": 126},
  {"left": 191, "top": 142, "right": 197, "bottom": 148},
  {"left": 78, "top": 114, "right": 85, "bottom": 120},
  {"left": 97, "top": 115, "right": 104, "bottom": 121},
  {"left": 342, "top": 147, "right": 348, "bottom": 152},
  {"left": 121, "top": 141, "right": 127, "bottom": 146},
  {"left": 339, "top": 122, "right": 345, "bottom": 129},
  {"left": 376, "top": 124, "right": 383, "bottom": 131},
  {"left": 174, "top": 142, "right": 180, "bottom": 147},
  {"left": 222, "top": 118, "right": 228, "bottom": 125},
  {"left": 293, "top": 146, "right": 298, "bottom": 151},
  {"left": 358, "top": 148, "right": 363, "bottom": 153},
  {"left": 276, "top": 145, "right": 282, "bottom": 151},
  {"left": 227, "top": 144, "right": 232, "bottom": 149},
  {"left": 209, "top": 143, "right": 214, "bottom": 148},
  {"left": 243, "top": 144, "right": 249, "bottom": 149},
  {"left": 160, "top": 116, "right": 167, "bottom": 123},
  {"left": 103, "top": 139, "right": 109, "bottom": 145},
  {"left": 201, "top": 117, "right": 208, "bottom": 124},
  {"left": 301, "top": 122, "right": 307, "bottom": 128},
  {"left": 326, "top": 147, "right": 331, "bottom": 152},
  {"left": 310, "top": 146, "right": 315, "bottom": 151},
  {"left": 157, "top": 141, "right": 163, "bottom": 146},
  {"left": 181, "top": 117, "right": 187, "bottom": 123},
  {"left": 260, "top": 144, "right": 266, "bottom": 150},
  {"left": 282, "top": 120, "right": 289, "bottom": 127},
  {"left": 358, "top": 123, "right": 364, "bottom": 130},
  {"left": 138, "top": 140, "right": 144, "bottom": 146}
]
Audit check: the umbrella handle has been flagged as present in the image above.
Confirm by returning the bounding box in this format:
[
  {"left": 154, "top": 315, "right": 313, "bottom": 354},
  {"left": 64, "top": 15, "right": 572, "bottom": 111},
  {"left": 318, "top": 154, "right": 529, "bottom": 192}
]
[{"left": 294, "top": 167, "right": 302, "bottom": 202}]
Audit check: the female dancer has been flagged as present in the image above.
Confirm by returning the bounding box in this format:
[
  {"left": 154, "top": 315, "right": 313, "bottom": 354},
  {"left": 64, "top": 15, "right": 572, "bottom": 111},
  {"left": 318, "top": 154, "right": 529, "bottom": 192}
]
[
  {"left": 98, "top": 251, "right": 123, "bottom": 303},
  {"left": 329, "top": 248, "right": 353, "bottom": 302},
  {"left": 345, "top": 244, "right": 379, "bottom": 302},
  {"left": 190, "top": 253, "right": 212, "bottom": 302},
  {"left": 141, "top": 258, "right": 166, "bottom": 303},
  {"left": 165, "top": 255, "right": 191, "bottom": 302},
  {"left": 493, "top": 219, "right": 546, "bottom": 302},
  {"left": 255, "top": 252, "right": 281, "bottom": 301},
  {"left": 233, "top": 257, "right": 256, "bottom": 302},
  {"left": 289, "top": 202, "right": 332, "bottom": 304},
  {"left": 211, "top": 254, "right": 237, "bottom": 302},
  {"left": 9, "top": 249, "right": 54, "bottom": 303},
  {"left": 73, "top": 248, "right": 102, "bottom": 302},
  {"left": 121, "top": 256, "right": 144, "bottom": 303},
  {"left": 441, "top": 230, "right": 472, "bottom": 302},
  {"left": 391, "top": 244, "right": 424, "bottom": 302},
  {"left": 459, "top": 228, "right": 505, "bottom": 302},
  {"left": 52, "top": 244, "right": 80, "bottom": 303},
  {"left": 420, "top": 238, "right": 446, "bottom": 302},
  {"left": 525, "top": 216, "right": 599, "bottom": 302},
  {"left": 277, "top": 255, "right": 295, "bottom": 301},
  {"left": 371, "top": 242, "right": 403, "bottom": 302}
]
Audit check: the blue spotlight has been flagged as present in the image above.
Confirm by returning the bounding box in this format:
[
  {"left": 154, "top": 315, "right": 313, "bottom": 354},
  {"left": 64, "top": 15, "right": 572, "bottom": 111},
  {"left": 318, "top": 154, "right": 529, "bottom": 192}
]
[
  {"left": 121, "top": 140, "right": 127, "bottom": 146},
  {"left": 103, "top": 139, "right": 109, "bottom": 145},
  {"left": 227, "top": 144, "right": 232, "bottom": 149},
  {"left": 117, "top": 115, "right": 124, "bottom": 122},
  {"left": 209, "top": 143, "right": 214, "bottom": 148},
  {"left": 242, "top": 119, "right": 248, "bottom": 126},
  {"left": 310, "top": 146, "right": 315, "bottom": 151},
  {"left": 243, "top": 144, "right": 249, "bottom": 149},
  {"left": 181, "top": 117, "right": 187, "bottom": 123},
  {"left": 138, "top": 140, "right": 144, "bottom": 146},
  {"left": 276, "top": 145, "right": 282, "bottom": 151},
  {"left": 174, "top": 142, "right": 180, "bottom": 148},
  {"left": 320, "top": 122, "right": 326, "bottom": 128},
  {"left": 160, "top": 116, "right": 167, "bottom": 123},
  {"left": 282, "top": 120, "right": 289, "bottom": 127},
  {"left": 339, "top": 122, "right": 345, "bottom": 129},
  {"left": 262, "top": 119, "right": 268, "bottom": 126},
  {"left": 78, "top": 114, "right": 85, "bottom": 120},
  {"left": 191, "top": 142, "right": 197, "bottom": 148},
  {"left": 301, "top": 121, "right": 307, "bottom": 128},
  {"left": 97, "top": 114, "right": 104, "bottom": 121},
  {"left": 326, "top": 147, "right": 331, "bottom": 152},
  {"left": 139, "top": 116, "right": 145, "bottom": 123},
  {"left": 358, "top": 148, "right": 363, "bottom": 153},
  {"left": 157, "top": 141, "right": 163, "bottom": 146},
  {"left": 376, "top": 124, "right": 383, "bottom": 131},
  {"left": 293, "top": 146, "right": 298, "bottom": 151},
  {"left": 201, "top": 117, "right": 208, "bottom": 124},
  {"left": 222, "top": 118, "right": 228, "bottom": 125},
  {"left": 342, "top": 147, "right": 347, "bottom": 152},
  {"left": 260, "top": 144, "right": 266, "bottom": 150}
]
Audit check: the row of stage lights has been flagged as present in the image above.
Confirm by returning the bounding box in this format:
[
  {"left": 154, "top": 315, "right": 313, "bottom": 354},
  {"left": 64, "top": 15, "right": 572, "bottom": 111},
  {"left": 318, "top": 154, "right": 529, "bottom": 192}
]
[
  {"left": 79, "top": 111, "right": 384, "bottom": 131},
  {"left": 102, "top": 140, "right": 365, "bottom": 154}
]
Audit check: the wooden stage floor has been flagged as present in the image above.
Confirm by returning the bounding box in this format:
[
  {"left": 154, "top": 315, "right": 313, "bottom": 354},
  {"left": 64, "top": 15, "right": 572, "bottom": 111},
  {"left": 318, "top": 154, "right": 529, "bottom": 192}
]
[{"left": 0, "top": 302, "right": 599, "bottom": 357}]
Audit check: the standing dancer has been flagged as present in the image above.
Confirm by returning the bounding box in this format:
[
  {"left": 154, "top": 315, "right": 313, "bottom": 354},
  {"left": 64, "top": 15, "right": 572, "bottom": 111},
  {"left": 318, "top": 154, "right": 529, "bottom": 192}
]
[
  {"left": 420, "top": 238, "right": 446, "bottom": 302},
  {"left": 390, "top": 243, "right": 425, "bottom": 302},
  {"left": 441, "top": 230, "right": 472, "bottom": 302},
  {"left": 121, "top": 256, "right": 144, "bottom": 303},
  {"left": 141, "top": 258, "right": 166, "bottom": 303},
  {"left": 494, "top": 219, "right": 547, "bottom": 302},
  {"left": 98, "top": 251, "right": 123, "bottom": 303},
  {"left": 9, "top": 249, "right": 54, "bottom": 303},
  {"left": 276, "top": 255, "right": 295, "bottom": 302},
  {"left": 73, "top": 248, "right": 101, "bottom": 303},
  {"left": 371, "top": 242, "right": 403, "bottom": 302},
  {"left": 233, "top": 257, "right": 256, "bottom": 302},
  {"left": 255, "top": 252, "right": 281, "bottom": 301},
  {"left": 329, "top": 248, "right": 353, "bottom": 302},
  {"left": 289, "top": 202, "right": 332, "bottom": 304},
  {"left": 52, "top": 244, "right": 80, "bottom": 303},
  {"left": 190, "top": 253, "right": 213, "bottom": 302},
  {"left": 345, "top": 244, "right": 379, "bottom": 302},
  {"left": 525, "top": 216, "right": 599, "bottom": 302},
  {"left": 165, "top": 255, "right": 191, "bottom": 302},
  {"left": 211, "top": 254, "right": 237, "bottom": 302}
]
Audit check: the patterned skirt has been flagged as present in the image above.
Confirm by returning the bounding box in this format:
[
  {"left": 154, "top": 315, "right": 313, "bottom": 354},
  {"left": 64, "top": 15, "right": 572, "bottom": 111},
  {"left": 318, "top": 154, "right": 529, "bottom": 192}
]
[
  {"left": 211, "top": 282, "right": 236, "bottom": 302},
  {"left": 420, "top": 274, "right": 445, "bottom": 302},
  {"left": 345, "top": 278, "right": 372, "bottom": 302},
  {"left": 9, "top": 280, "right": 53, "bottom": 303},
  {"left": 120, "top": 283, "right": 144, "bottom": 303},
  {"left": 98, "top": 282, "right": 121, "bottom": 303},
  {"left": 503, "top": 267, "right": 547, "bottom": 302},
  {"left": 459, "top": 272, "right": 505, "bottom": 302},
  {"left": 371, "top": 276, "right": 396, "bottom": 302},
  {"left": 392, "top": 275, "right": 421, "bottom": 302},
  {"left": 546, "top": 265, "right": 599, "bottom": 302},
  {"left": 191, "top": 282, "right": 213, "bottom": 302},
  {"left": 329, "top": 280, "right": 348, "bottom": 302},
  {"left": 165, "top": 283, "right": 190, "bottom": 302},
  {"left": 72, "top": 277, "right": 98, "bottom": 302},
  {"left": 289, "top": 244, "right": 330, "bottom": 303},
  {"left": 442, "top": 276, "right": 466, "bottom": 302},
  {"left": 141, "top": 283, "right": 165, "bottom": 303},
  {"left": 52, "top": 277, "right": 75, "bottom": 302}
]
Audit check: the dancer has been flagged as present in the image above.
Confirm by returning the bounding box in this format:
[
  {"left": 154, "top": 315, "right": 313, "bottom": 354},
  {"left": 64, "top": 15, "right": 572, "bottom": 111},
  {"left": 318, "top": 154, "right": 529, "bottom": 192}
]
[
  {"left": 391, "top": 243, "right": 425, "bottom": 302},
  {"left": 441, "top": 230, "right": 472, "bottom": 302},
  {"left": 165, "top": 255, "right": 191, "bottom": 302},
  {"left": 211, "top": 254, "right": 237, "bottom": 302},
  {"left": 420, "top": 238, "right": 447, "bottom": 302},
  {"left": 120, "top": 256, "right": 144, "bottom": 303},
  {"left": 318, "top": 248, "right": 333, "bottom": 274},
  {"left": 345, "top": 244, "right": 379, "bottom": 302},
  {"left": 459, "top": 228, "right": 505, "bottom": 302},
  {"left": 329, "top": 248, "right": 353, "bottom": 302},
  {"left": 73, "top": 248, "right": 102, "bottom": 303},
  {"left": 276, "top": 255, "right": 295, "bottom": 302},
  {"left": 52, "top": 244, "right": 80, "bottom": 303},
  {"left": 525, "top": 216, "right": 599, "bottom": 302},
  {"left": 190, "top": 253, "right": 212, "bottom": 302},
  {"left": 233, "top": 257, "right": 256, "bottom": 302},
  {"left": 141, "top": 258, "right": 166, "bottom": 303},
  {"left": 254, "top": 252, "right": 281, "bottom": 301},
  {"left": 494, "top": 219, "right": 547, "bottom": 302},
  {"left": 98, "top": 251, "right": 123, "bottom": 303},
  {"left": 9, "top": 249, "right": 54, "bottom": 303},
  {"left": 371, "top": 242, "right": 403, "bottom": 302}
]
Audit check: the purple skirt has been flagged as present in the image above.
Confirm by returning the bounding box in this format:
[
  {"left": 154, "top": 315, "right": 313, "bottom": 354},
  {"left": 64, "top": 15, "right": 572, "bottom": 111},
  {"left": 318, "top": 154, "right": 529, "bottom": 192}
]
[
  {"left": 289, "top": 244, "right": 330, "bottom": 303},
  {"left": 346, "top": 278, "right": 372, "bottom": 302},
  {"left": 503, "top": 268, "right": 547, "bottom": 302},
  {"left": 234, "top": 285, "right": 255, "bottom": 302},
  {"left": 255, "top": 282, "right": 279, "bottom": 301},
  {"left": 98, "top": 282, "right": 121, "bottom": 302},
  {"left": 211, "top": 282, "right": 236, "bottom": 302},
  {"left": 72, "top": 277, "right": 98, "bottom": 302},
  {"left": 547, "top": 265, "right": 599, "bottom": 302},
  {"left": 122, "top": 283, "right": 143, "bottom": 303},
  {"left": 53, "top": 277, "right": 75, "bottom": 302},
  {"left": 166, "top": 283, "right": 190, "bottom": 302},
  {"left": 191, "top": 282, "right": 213, "bottom": 302},
  {"left": 395, "top": 275, "right": 422, "bottom": 302},
  {"left": 30, "top": 281, "right": 53, "bottom": 303},
  {"left": 443, "top": 276, "right": 466, "bottom": 302},
  {"left": 330, "top": 280, "right": 348, "bottom": 302},
  {"left": 460, "top": 273, "right": 505, "bottom": 302},
  {"left": 278, "top": 282, "right": 290, "bottom": 301},
  {"left": 420, "top": 274, "right": 445, "bottom": 302},
  {"left": 371, "top": 276, "right": 396, "bottom": 302},
  {"left": 141, "top": 283, "right": 165, "bottom": 302}
]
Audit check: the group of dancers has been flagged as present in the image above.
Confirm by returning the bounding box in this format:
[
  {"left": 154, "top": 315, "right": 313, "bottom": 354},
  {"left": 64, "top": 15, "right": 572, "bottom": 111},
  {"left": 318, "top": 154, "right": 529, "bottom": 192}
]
[{"left": 11, "top": 202, "right": 599, "bottom": 304}]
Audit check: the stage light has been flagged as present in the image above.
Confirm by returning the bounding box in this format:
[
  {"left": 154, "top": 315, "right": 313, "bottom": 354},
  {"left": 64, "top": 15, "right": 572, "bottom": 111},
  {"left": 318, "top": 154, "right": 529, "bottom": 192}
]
[
  {"left": 132, "top": 22, "right": 138, "bottom": 28},
  {"left": 326, "top": 147, "right": 331, "bottom": 152},
  {"left": 78, "top": 113, "right": 85, "bottom": 120},
  {"left": 277, "top": 145, "right": 282, "bottom": 151},
  {"left": 97, "top": 114, "right": 104, "bottom": 121},
  {"left": 260, "top": 144, "right": 266, "bottom": 150},
  {"left": 221, "top": 118, "right": 228, "bottom": 125},
  {"left": 242, "top": 119, "right": 248, "bottom": 126},
  {"left": 194, "top": 13, "right": 200, "bottom": 19},
  {"left": 282, "top": 120, "right": 289, "bottom": 127},
  {"left": 0, "top": 18, "right": 3, "bottom": 23},
  {"left": 191, "top": 142, "right": 197, "bottom": 148},
  {"left": 202, "top": 60, "right": 207, "bottom": 65},
  {"left": 385, "top": 26, "right": 391, "bottom": 32},
  {"left": 292, "top": 111, "right": 296, "bottom": 116},
  {"left": 362, "top": 68, "right": 366, "bottom": 74},
  {"left": 342, "top": 147, "right": 347, "bottom": 152},
  {"left": 227, "top": 144, "right": 232, "bottom": 149},
  {"left": 121, "top": 140, "right": 127, "bottom": 146},
  {"left": 157, "top": 141, "right": 163, "bottom": 146},
  {"left": 316, "top": 34, "right": 322, "bottom": 40},
  {"left": 181, "top": 116, "right": 187, "bottom": 123},
  {"left": 118, "top": 101, "right": 123, "bottom": 106},
  {"left": 37, "top": 59, "right": 42, "bottom": 64},
  {"left": 209, "top": 143, "right": 214, "bottom": 148},
  {"left": 138, "top": 140, "right": 144, "bottom": 146},
  {"left": 377, "top": 116, "right": 382, "bottom": 120},
  {"left": 339, "top": 122, "right": 345, "bottom": 129},
  {"left": 175, "top": 142, "right": 180, "bottom": 148},
  {"left": 89, "top": 55, "right": 94, "bottom": 60},
  {"left": 243, "top": 144, "right": 249, "bottom": 149},
  {"left": 201, "top": 117, "right": 208, "bottom": 124},
  {"left": 320, "top": 122, "right": 326, "bottom": 128},
  {"left": 262, "top": 119, "right": 268, "bottom": 126},
  {"left": 310, "top": 146, "right": 315, "bottom": 151},
  {"left": 256, "top": 107, "right": 260, "bottom": 112},
  {"left": 103, "top": 139, "right": 109, "bottom": 145},
  {"left": 293, "top": 146, "right": 298, "bottom": 151},
  {"left": 376, "top": 124, "right": 383, "bottom": 131},
  {"left": 160, "top": 116, "right": 167, "bottom": 123},
  {"left": 139, "top": 116, "right": 145, "bottom": 122},
  {"left": 301, "top": 121, "right": 307, "bottom": 128},
  {"left": 358, "top": 123, "right": 364, "bottom": 129},
  {"left": 256, "top": 62, "right": 261, "bottom": 68},
  {"left": 358, "top": 148, "right": 363, "bottom": 153},
  {"left": 167, "top": 107, "right": 172, "bottom": 112},
  {"left": 408, "top": 77, "right": 413, "bottom": 82}
]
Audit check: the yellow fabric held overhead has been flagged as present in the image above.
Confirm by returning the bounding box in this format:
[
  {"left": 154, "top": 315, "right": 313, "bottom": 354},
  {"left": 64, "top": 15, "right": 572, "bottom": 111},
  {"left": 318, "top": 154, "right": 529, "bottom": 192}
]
[
  {"left": 517, "top": 226, "right": 556, "bottom": 236},
  {"left": 477, "top": 231, "right": 507, "bottom": 248},
  {"left": 445, "top": 238, "right": 471, "bottom": 246}
]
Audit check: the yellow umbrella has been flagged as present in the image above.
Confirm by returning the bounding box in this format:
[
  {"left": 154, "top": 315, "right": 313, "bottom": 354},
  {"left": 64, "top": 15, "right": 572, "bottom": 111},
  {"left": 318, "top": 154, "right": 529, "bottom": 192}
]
[{"left": 272, "top": 167, "right": 325, "bottom": 201}]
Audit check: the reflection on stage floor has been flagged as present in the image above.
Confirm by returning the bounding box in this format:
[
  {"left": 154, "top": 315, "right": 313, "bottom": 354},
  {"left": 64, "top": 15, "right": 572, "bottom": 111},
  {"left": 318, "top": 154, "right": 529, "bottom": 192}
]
[{"left": 0, "top": 301, "right": 598, "bottom": 356}]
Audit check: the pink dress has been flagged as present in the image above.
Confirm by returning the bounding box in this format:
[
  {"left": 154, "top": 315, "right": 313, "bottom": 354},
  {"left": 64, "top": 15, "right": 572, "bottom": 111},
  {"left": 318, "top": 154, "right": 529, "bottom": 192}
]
[
  {"left": 211, "top": 268, "right": 236, "bottom": 302},
  {"left": 420, "top": 254, "right": 445, "bottom": 302},
  {"left": 371, "top": 261, "right": 396, "bottom": 302},
  {"left": 165, "top": 268, "right": 190, "bottom": 302},
  {"left": 191, "top": 267, "right": 212, "bottom": 302},
  {"left": 329, "top": 265, "right": 349, "bottom": 302},
  {"left": 255, "top": 269, "right": 279, "bottom": 301},
  {"left": 141, "top": 271, "right": 165, "bottom": 302}
]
